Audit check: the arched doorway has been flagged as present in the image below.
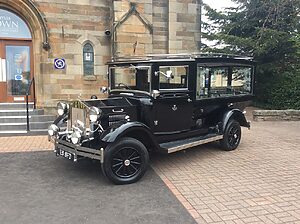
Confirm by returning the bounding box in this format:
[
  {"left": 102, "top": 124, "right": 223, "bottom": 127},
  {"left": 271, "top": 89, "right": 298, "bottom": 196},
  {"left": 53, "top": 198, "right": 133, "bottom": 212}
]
[{"left": 0, "top": 8, "right": 33, "bottom": 102}]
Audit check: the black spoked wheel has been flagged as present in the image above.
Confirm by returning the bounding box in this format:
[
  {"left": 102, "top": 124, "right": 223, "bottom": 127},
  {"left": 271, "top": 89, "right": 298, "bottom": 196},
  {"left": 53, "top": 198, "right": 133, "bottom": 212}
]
[
  {"left": 102, "top": 137, "right": 149, "bottom": 185},
  {"left": 111, "top": 147, "right": 142, "bottom": 179},
  {"left": 220, "top": 119, "right": 241, "bottom": 151}
]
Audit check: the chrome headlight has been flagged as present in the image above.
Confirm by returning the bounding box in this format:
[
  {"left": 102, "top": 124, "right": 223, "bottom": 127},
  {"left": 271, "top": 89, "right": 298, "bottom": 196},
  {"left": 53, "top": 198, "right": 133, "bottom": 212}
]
[
  {"left": 71, "top": 130, "right": 81, "bottom": 144},
  {"left": 48, "top": 124, "right": 59, "bottom": 136},
  {"left": 71, "top": 120, "right": 84, "bottom": 144},
  {"left": 57, "top": 102, "right": 69, "bottom": 116},
  {"left": 89, "top": 106, "right": 101, "bottom": 122}
]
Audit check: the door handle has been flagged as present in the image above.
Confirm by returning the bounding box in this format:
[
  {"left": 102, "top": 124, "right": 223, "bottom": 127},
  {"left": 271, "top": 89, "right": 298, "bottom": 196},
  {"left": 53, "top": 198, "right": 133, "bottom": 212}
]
[
  {"left": 187, "top": 98, "right": 192, "bottom": 102},
  {"left": 112, "top": 108, "right": 124, "bottom": 113}
]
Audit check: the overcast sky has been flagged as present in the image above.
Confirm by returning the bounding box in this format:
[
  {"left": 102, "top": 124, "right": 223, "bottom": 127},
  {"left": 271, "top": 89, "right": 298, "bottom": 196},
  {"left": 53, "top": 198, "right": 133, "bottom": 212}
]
[
  {"left": 203, "top": 0, "right": 236, "bottom": 10},
  {"left": 201, "top": 0, "right": 237, "bottom": 47}
]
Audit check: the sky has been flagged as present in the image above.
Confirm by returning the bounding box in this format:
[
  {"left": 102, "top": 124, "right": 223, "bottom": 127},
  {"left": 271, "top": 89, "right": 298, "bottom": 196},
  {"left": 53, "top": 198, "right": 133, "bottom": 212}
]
[
  {"left": 203, "top": 0, "right": 236, "bottom": 10},
  {"left": 201, "top": 0, "right": 237, "bottom": 47}
]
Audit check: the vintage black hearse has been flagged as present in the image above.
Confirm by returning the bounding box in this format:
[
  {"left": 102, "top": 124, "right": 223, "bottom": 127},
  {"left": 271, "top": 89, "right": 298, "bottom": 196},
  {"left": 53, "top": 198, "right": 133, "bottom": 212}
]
[{"left": 48, "top": 53, "right": 254, "bottom": 184}]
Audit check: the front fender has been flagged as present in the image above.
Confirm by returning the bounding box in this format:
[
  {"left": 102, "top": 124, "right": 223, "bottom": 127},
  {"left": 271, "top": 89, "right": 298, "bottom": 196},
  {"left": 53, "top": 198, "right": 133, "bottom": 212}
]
[
  {"left": 100, "top": 121, "right": 156, "bottom": 144},
  {"left": 222, "top": 109, "right": 250, "bottom": 131}
]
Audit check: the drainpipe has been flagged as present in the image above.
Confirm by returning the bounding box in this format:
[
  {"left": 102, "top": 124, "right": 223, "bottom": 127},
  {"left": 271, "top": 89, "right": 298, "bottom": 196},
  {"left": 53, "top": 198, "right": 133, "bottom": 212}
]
[
  {"left": 199, "top": 0, "right": 203, "bottom": 52},
  {"left": 167, "top": 0, "right": 170, "bottom": 54},
  {"left": 111, "top": 1, "right": 117, "bottom": 61}
]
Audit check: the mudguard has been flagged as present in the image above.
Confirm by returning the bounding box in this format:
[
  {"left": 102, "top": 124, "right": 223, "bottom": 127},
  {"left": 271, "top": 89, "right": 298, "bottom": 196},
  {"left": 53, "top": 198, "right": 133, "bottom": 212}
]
[
  {"left": 100, "top": 121, "right": 159, "bottom": 147},
  {"left": 222, "top": 109, "right": 250, "bottom": 131}
]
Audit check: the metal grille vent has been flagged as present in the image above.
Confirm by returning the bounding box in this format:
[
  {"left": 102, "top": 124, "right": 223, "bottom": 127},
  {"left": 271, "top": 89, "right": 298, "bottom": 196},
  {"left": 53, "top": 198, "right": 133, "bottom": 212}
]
[{"left": 109, "top": 114, "right": 127, "bottom": 126}]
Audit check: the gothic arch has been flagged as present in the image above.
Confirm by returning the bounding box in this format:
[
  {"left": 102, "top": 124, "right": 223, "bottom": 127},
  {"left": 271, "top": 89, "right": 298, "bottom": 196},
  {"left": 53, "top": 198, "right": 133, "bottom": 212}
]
[{"left": 0, "top": 0, "right": 50, "bottom": 50}]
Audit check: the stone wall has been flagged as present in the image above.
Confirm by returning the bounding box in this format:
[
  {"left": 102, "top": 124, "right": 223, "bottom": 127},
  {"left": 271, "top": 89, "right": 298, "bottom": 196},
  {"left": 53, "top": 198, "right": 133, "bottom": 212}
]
[
  {"left": 152, "top": 0, "right": 169, "bottom": 53},
  {"left": 113, "top": 1, "right": 153, "bottom": 57},
  {"left": 1, "top": 0, "right": 202, "bottom": 110},
  {"left": 34, "top": 0, "right": 112, "bottom": 107},
  {"left": 253, "top": 110, "right": 300, "bottom": 121},
  {"left": 168, "top": 0, "right": 201, "bottom": 53},
  {"left": 113, "top": 0, "right": 201, "bottom": 57},
  {"left": 38, "top": 0, "right": 202, "bottom": 108}
]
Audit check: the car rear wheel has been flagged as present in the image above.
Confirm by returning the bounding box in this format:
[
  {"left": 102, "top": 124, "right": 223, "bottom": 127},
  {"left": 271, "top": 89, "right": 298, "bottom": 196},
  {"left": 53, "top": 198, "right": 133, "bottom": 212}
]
[
  {"left": 220, "top": 119, "right": 241, "bottom": 151},
  {"left": 101, "top": 137, "right": 149, "bottom": 185}
]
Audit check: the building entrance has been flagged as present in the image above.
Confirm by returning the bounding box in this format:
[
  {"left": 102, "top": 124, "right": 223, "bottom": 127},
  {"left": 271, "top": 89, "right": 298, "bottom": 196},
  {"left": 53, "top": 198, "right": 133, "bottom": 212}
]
[{"left": 0, "top": 8, "right": 33, "bottom": 103}]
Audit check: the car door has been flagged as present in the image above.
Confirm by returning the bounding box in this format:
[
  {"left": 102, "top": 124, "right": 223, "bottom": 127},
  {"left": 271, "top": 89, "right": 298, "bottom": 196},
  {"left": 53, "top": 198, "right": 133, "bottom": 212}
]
[
  {"left": 152, "top": 91, "right": 193, "bottom": 133},
  {"left": 151, "top": 64, "right": 193, "bottom": 134}
]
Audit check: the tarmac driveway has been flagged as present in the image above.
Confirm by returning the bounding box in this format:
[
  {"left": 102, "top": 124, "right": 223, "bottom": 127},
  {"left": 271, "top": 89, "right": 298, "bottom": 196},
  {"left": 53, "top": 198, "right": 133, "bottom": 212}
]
[{"left": 0, "top": 151, "right": 196, "bottom": 224}]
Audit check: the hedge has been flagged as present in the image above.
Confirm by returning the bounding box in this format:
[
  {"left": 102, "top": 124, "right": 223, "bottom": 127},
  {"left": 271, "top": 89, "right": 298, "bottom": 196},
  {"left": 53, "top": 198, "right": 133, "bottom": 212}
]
[{"left": 254, "top": 66, "right": 300, "bottom": 110}]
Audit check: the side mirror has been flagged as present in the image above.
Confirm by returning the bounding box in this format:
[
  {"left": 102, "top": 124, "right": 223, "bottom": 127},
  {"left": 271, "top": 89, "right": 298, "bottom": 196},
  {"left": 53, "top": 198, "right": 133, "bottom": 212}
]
[
  {"left": 100, "top": 86, "right": 108, "bottom": 93},
  {"left": 166, "top": 70, "right": 174, "bottom": 79},
  {"left": 151, "top": 90, "right": 160, "bottom": 99}
]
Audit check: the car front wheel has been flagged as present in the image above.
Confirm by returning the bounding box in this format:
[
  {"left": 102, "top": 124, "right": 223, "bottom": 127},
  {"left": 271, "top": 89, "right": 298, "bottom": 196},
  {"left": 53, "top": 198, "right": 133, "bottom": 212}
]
[
  {"left": 220, "top": 119, "right": 241, "bottom": 151},
  {"left": 101, "top": 137, "right": 149, "bottom": 185}
]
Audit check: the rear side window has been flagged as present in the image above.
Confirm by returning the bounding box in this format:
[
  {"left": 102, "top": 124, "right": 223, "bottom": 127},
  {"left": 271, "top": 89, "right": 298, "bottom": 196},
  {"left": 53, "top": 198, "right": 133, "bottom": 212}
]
[
  {"left": 196, "top": 65, "right": 252, "bottom": 99},
  {"left": 231, "top": 67, "right": 252, "bottom": 94},
  {"left": 210, "top": 67, "right": 229, "bottom": 97}
]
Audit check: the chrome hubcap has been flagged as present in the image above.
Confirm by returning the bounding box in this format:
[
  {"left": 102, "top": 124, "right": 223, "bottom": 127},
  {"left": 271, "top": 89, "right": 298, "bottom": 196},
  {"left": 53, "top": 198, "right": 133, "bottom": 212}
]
[{"left": 124, "top": 159, "right": 131, "bottom": 167}]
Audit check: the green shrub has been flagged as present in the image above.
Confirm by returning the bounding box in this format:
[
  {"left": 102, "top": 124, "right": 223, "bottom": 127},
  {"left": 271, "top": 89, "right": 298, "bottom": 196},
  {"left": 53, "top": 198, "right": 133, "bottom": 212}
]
[{"left": 255, "top": 66, "right": 300, "bottom": 109}]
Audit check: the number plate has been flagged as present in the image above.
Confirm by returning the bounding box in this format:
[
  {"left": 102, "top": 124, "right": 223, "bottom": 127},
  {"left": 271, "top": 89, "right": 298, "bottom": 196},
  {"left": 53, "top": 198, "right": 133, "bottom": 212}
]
[{"left": 57, "top": 148, "right": 75, "bottom": 161}]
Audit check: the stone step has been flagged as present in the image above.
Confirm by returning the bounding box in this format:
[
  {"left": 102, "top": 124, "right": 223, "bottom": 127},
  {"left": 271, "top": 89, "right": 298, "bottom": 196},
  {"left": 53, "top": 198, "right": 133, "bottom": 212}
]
[
  {"left": 0, "top": 121, "right": 53, "bottom": 131},
  {"left": 0, "top": 102, "right": 34, "bottom": 110},
  {"left": 0, "top": 115, "right": 56, "bottom": 123},
  {"left": 0, "top": 109, "right": 44, "bottom": 117}
]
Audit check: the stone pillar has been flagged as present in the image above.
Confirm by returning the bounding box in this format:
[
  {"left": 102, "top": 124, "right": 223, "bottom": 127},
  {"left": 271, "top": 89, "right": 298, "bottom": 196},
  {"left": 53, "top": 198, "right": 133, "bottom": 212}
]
[
  {"left": 168, "top": 0, "right": 201, "bottom": 53},
  {"left": 152, "top": 0, "right": 169, "bottom": 54}
]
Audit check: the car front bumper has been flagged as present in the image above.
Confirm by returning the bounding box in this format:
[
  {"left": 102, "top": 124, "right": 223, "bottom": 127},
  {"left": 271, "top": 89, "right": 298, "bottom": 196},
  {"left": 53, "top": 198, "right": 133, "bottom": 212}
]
[{"left": 54, "top": 139, "right": 104, "bottom": 163}]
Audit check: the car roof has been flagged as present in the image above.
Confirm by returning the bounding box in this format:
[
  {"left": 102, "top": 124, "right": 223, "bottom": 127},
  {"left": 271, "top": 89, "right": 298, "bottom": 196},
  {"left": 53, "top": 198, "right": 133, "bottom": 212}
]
[{"left": 107, "top": 53, "right": 255, "bottom": 66}]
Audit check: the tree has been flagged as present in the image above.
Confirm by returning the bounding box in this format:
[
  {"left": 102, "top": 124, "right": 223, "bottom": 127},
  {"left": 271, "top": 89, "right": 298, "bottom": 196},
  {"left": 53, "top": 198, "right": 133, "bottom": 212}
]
[{"left": 202, "top": 0, "right": 300, "bottom": 109}]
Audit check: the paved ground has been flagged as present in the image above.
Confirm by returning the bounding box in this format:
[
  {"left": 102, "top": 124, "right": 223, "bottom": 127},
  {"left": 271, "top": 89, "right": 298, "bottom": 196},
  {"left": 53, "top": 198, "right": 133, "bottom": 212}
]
[
  {"left": 0, "top": 135, "right": 52, "bottom": 152},
  {"left": 153, "top": 121, "right": 300, "bottom": 224},
  {"left": 0, "top": 151, "right": 196, "bottom": 224},
  {"left": 0, "top": 117, "right": 300, "bottom": 224}
]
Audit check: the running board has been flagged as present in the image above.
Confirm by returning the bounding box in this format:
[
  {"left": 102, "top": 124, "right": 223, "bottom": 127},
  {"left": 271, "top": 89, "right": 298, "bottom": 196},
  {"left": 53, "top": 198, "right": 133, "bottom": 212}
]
[{"left": 160, "top": 134, "right": 223, "bottom": 154}]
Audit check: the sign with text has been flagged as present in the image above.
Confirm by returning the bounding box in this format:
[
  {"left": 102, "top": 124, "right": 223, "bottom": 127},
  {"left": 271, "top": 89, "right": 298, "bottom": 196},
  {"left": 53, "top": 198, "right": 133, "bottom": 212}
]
[{"left": 0, "top": 9, "right": 32, "bottom": 39}]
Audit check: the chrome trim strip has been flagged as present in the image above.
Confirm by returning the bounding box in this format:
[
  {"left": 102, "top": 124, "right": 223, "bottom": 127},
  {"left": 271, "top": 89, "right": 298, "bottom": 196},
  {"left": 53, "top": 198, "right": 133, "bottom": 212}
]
[{"left": 167, "top": 135, "right": 223, "bottom": 154}]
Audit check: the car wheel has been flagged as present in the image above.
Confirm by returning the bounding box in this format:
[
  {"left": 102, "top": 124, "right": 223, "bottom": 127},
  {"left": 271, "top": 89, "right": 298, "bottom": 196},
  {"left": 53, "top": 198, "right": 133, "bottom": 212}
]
[
  {"left": 101, "top": 137, "right": 149, "bottom": 185},
  {"left": 220, "top": 119, "right": 241, "bottom": 151}
]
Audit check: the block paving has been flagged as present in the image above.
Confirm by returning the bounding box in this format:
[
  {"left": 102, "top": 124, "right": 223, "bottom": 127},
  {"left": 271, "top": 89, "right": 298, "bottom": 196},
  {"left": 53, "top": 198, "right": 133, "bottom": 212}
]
[
  {"left": 0, "top": 118, "right": 300, "bottom": 223},
  {"left": 152, "top": 120, "right": 300, "bottom": 224},
  {"left": 0, "top": 136, "right": 52, "bottom": 153}
]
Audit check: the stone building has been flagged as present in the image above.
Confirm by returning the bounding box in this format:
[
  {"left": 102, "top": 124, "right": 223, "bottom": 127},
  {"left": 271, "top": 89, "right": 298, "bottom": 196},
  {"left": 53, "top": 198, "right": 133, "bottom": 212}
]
[{"left": 0, "top": 0, "right": 201, "bottom": 110}]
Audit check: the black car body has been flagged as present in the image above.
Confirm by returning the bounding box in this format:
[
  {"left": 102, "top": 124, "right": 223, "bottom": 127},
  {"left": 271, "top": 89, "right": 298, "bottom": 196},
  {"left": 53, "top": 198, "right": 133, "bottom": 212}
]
[{"left": 49, "top": 53, "right": 254, "bottom": 184}]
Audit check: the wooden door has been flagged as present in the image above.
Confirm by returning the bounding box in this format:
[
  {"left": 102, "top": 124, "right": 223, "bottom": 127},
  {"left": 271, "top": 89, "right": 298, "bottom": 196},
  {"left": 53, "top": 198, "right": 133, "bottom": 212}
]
[{"left": 0, "top": 40, "right": 33, "bottom": 103}]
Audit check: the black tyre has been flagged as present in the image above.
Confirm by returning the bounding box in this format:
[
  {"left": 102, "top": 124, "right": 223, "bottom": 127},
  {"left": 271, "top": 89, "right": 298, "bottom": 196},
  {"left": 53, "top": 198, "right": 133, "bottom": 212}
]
[
  {"left": 101, "top": 137, "right": 149, "bottom": 185},
  {"left": 220, "top": 119, "right": 241, "bottom": 151}
]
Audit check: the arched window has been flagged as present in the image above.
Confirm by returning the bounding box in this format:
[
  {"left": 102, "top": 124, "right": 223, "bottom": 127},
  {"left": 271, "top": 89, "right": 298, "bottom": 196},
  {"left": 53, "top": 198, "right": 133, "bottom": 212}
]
[
  {"left": 0, "top": 9, "right": 32, "bottom": 39},
  {"left": 83, "top": 42, "right": 94, "bottom": 76}
]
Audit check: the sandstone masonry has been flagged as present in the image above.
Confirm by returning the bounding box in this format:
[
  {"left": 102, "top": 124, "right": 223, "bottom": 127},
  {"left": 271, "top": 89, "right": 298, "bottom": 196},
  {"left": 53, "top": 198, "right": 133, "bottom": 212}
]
[{"left": 0, "top": 0, "right": 201, "bottom": 110}]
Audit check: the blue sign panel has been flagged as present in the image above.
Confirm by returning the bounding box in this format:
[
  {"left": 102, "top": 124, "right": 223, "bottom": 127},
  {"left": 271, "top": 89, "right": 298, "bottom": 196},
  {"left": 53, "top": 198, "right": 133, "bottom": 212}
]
[
  {"left": 54, "top": 58, "right": 66, "bottom": 69},
  {"left": 15, "top": 74, "right": 23, "bottom": 81}
]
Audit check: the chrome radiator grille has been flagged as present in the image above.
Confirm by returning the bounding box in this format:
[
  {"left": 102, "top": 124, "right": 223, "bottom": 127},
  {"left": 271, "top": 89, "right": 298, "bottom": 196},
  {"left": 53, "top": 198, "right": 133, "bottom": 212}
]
[{"left": 68, "top": 106, "right": 90, "bottom": 131}]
